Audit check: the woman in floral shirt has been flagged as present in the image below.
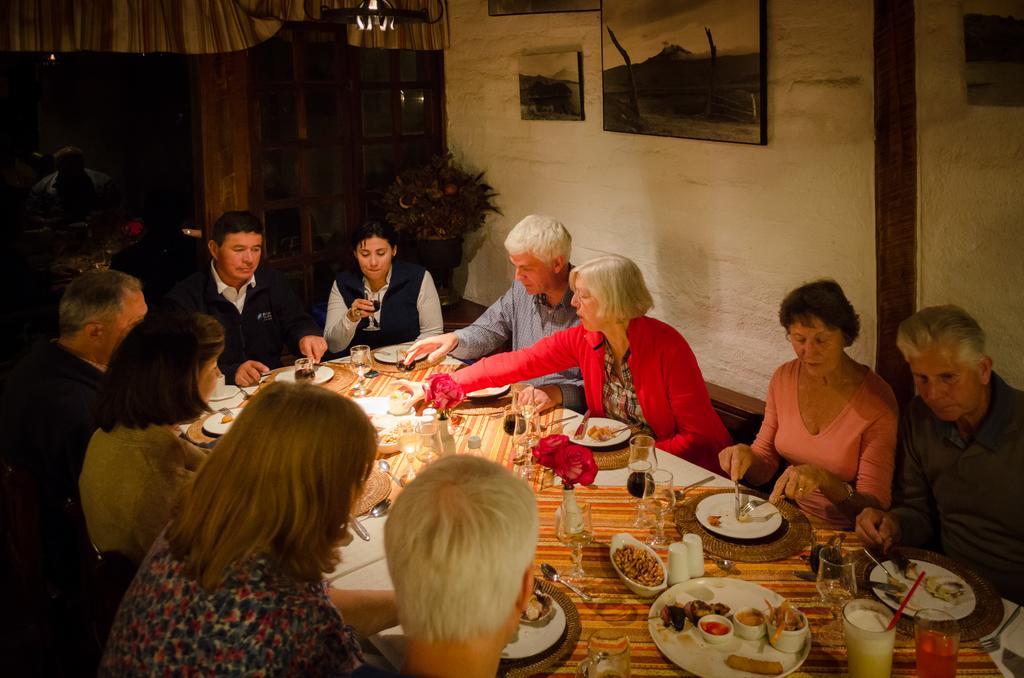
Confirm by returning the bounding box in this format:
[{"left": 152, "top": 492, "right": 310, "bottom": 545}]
[{"left": 101, "top": 382, "right": 394, "bottom": 675}]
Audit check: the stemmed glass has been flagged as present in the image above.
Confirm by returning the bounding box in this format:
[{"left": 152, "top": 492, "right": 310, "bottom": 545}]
[
  {"left": 627, "top": 435, "right": 656, "bottom": 528},
  {"left": 555, "top": 501, "right": 592, "bottom": 582},
  {"left": 350, "top": 345, "right": 371, "bottom": 396},
  {"left": 816, "top": 549, "right": 858, "bottom": 642},
  {"left": 648, "top": 469, "right": 675, "bottom": 547},
  {"left": 397, "top": 422, "right": 419, "bottom": 487},
  {"left": 513, "top": 383, "right": 539, "bottom": 448},
  {"left": 363, "top": 288, "right": 381, "bottom": 331},
  {"left": 415, "top": 418, "right": 440, "bottom": 465}
]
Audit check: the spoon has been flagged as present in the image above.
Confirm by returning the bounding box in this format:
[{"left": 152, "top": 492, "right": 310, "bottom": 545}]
[
  {"left": 367, "top": 498, "right": 391, "bottom": 518},
  {"left": 540, "top": 563, "right": 593, "bottom": 601},
  {"left": 377, "top": 459, "right": 399, "bottom": 484},
  {"left": 709, "top": 556, "right": 736, "bottom": 574}
]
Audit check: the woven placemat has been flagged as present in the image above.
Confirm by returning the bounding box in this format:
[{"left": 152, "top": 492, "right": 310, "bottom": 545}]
[
  {"left": 372, "top": 352, "right": 446, "bottom": 376},
  {"left": 499, "top": 579, "right": 582, "bottom": 678},
  {"left": 674, "top": 488, "right": 813, "bottom": 562},
  {"left": 594, "top": 446, "right": 630, "bottom": 470},
  {"left": 265, "top": 363, "right": 358, "bottom": 395},
  {"left": 354, "top": 470, "right": 391, "bottom": 517},
  {"left": 185, "top": 418, "right": 216, "bottom": 445},
  {"left": 851, "top": 546, "right": 1002, "bottom": 641}
]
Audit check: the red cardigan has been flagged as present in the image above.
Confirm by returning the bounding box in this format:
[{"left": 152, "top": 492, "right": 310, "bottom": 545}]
[{"left": 453, "top": 316, "right": 732, "bottom": 472}]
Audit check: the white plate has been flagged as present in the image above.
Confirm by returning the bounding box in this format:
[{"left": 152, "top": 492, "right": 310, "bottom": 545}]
[
  {"left": 649, "top": 579, "right": 811, "bottom": 678},
  {"left": 201, "top": 408, "right": 242, "bottom": 437},
  {"left": 502, "top": 593, "right": 567, "bottom": 660},
  {"left": 564, "top": 415, "right": 631, "bottom": 448},
  {"left": 466, "top": 384, "right": 511, "bottom": 399},
  {"left": 869, "top": 559, "right": 976, "bottom": 620},
  {"left": 207, "top": 385, "right": 241, "bottom": 402},
  {"left": 372, "top": 343, "right": 414, "bottom": 365},
  {"left": 276, "top": 364, "right": 333, "bottom": 385},
  {"left": 695, "top": 493, "right": 782, "bottom": 540}
]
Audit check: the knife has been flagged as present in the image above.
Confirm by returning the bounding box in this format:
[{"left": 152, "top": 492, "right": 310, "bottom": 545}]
[
  {"left": 572, "top": 409, "right": 591, "bottom": 440},
  {"left": 350, "top": 518, "right": 370, "bottom": 541},
  {"left": 791, "top": 570, "right": 905, "bottom": 595}
]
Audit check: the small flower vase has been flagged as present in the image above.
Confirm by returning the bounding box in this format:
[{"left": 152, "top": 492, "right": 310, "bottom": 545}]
[
  {"left": 561, "top": 486, "right": 585, "bottom": 534},
  {"left": 437, "top": 413, "right": 457, "bottom": 457}
]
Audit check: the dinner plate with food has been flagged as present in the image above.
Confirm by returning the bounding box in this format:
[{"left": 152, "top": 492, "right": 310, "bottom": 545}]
[
  {"left": 501, "top": 588, "right": 567, "bottom": 660},
  {"left": 276, "top": 364, "right": 333, "bottom": 385},
  {"left": 201, "top": 408, "right": 242, "bottom": 437},
  {"left": 466, "top": 384, "right": 511, "bottom": 400},
  {"left": 868, "top": 552, "right": 976, "bottom": 620},
  {"left": 372, "top": 343, "right": 417, "bottom": 366},
  {"left": 562, "top": 415, "right": 632, "bottom": 448},
  {"left": 695, "top": 493, "right": 783, "bottom": 540},
  {"left": 649, "top": 578, "right": 811, "bottom": 677}
]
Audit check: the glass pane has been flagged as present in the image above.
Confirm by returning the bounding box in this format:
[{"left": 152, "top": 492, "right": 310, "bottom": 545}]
[
  {"left": 281, "top": 268, "right": 306, "bottom": 304},
  {"left": 361, "top": 90, "right": 393, "bottom": 137},
  {"left": 251, "top": 35, "right": 294, "bottom": 82},
  {"left": 261, "top": 149, "right": 298, "bottom": 200},
  {"left": 401, "top": 138, "right": 436, "bottom": 170},
  {"left": 304, "top": 32, "right": 337, "bottom": 81},
  {"left": 399, "top": 51, "right": 420, "bottom": 81},
  {"left": 304, "top": 147, "right": 345, "bottom": 197},
  {"left": 259, "top": 91, "right": 297, "bottom": 143},
  {"left": 306, "top": 89, "right": 339, "bottom": 140},
  {"left": 363, "top": 145, "right": 395, "bottom": 190},
  {"left": 310, "top": 202, "right": 347, "bottom": 252},
  {"left": 360, "top": 48, "right": 390, "bottom": 81},
  {"left": 400, "top": 89, "right": 426, "bottom": 135},
  {"left": 265, "top": 207, "right": 301, "bottom": 258}
]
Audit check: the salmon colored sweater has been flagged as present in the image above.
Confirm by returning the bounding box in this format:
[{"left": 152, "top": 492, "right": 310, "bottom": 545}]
[{"left": 746, "top": 359, "right": 899, "bottom": 528}]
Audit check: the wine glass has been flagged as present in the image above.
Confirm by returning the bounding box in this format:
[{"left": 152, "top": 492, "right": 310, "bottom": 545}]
[
  {"left": 350, "top": 345, "right": 371, "bottom": 396},
  {"left": 397, "top": 422, "right": 419, "bottom": 486},
  {"left": 817, "top": 549, "right": 858, "bottom": 642},
  {"left": 364, "top": 288, "right": 381, "bottom": 331},
  {"left": 648, "top": 469, "right": 675, "bottom": 547},
  {"left": 627, "top": 435, "right": 656, "bottom": 528},
  {"left": 514, "top": 383, "right": 539, "bottom": 447},
  {"left": 415, "top": 417, "right": 440, "bottom": 465},
  {"left": 555, "top": 501, "right": 592, "bottom": 581}
]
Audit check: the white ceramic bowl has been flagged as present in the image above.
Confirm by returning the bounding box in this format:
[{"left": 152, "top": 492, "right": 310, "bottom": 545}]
[
  {"left": 609, "top": 533, "right": 667, "bottom": 598},
  {"left": 697, "top": 614, "right": 734, "bottom": 645},
  {"left": 732, "top": 607, "right": 767, "bottom": 640},
  {"left": 766, "top": 609, "right": 810, "bottom": 654}
]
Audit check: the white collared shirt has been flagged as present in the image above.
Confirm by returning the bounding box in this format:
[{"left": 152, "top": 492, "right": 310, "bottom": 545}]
[{"left": 211, "top": 262, "right": 256, "bottom": 313}]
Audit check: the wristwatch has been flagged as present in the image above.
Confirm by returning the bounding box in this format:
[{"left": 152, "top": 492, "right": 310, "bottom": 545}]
[{"left": 838, "top": 481, "right": 855, "bottom": 503}]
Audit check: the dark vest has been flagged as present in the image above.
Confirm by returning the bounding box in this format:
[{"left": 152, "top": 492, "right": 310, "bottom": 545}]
[{"left": 335, "top": 259, "right": 426, "bottom": 351}]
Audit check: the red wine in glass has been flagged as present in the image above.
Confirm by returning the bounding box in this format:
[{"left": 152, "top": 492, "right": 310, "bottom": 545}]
[
  {"left": 626, "top": 471, "right": 653, "bottom": 499},
  {"left": 503, "top": 413, "right": 526, "bottom": 436}
]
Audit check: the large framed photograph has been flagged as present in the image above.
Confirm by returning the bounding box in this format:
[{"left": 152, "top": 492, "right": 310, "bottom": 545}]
[
  {"left": 601, "top": 0, "right": 767, "bottom": 145},
  {"left": 519, "top": 51, "right": 584, "bottom": 121},
  {"left": 963, "top": 0, "right": 1024, "bottom": 106},
  {"left": 489, "top": 0, "right": 599, "bottom": 17}
]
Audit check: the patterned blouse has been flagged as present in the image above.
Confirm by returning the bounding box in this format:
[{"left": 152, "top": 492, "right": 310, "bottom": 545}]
[
  {"left": 601, "top": 344, "right": 653, "bottom": 435},
  {"left": 101, "top": 536, "right": 363, "bottom": 676}
]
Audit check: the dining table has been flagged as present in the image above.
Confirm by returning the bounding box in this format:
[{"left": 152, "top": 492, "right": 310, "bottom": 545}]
[{"left": 209, "top": 353, "right": 1023, "bottom": 677}]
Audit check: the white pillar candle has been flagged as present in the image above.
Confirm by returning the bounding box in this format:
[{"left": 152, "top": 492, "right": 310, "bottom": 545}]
[
  {"left": 683, "top": 533, "right": 704, "bottom": 577},
  {"left": 668, "top": 542, "right": 690, "bottom": 585}
]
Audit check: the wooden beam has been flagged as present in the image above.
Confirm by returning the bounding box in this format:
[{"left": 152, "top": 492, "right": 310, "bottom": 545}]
[{"left": 874, "top": 0, "right": 917, "bottom": 405}]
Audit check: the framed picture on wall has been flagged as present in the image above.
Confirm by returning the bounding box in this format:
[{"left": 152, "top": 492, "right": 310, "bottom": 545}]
[
  {"left": 963, "top": 0, "right": 1024, "bottom": 106},
  {"left": 601, "top": 0, "right": 767, "bottom": 145},
  {"left": 519, "top": 51, "right": 584, "bottom": 121},
  {"left": 489, "top": 0, "right": 599, "bottom": 17}
]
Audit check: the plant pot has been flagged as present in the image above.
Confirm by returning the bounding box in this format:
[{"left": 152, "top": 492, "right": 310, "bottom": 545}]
[{"left": 416, "top": 237, "right": 463, "bottom": 307}]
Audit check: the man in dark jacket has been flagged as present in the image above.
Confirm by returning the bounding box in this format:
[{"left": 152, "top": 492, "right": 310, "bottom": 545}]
[
  {"left": 165, "top": 210, "right": 326, "bottom": 386},
  {"left": 0, "top": 269, "right": 146, "bottom": 591}
]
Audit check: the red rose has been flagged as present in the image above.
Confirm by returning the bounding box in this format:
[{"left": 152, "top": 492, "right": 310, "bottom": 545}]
[
  {"left": 425, "top": 373, "right": 465, "bottom": 411},
  {"left": 533, "top": 434, "right": 597, "bottom": 489}
]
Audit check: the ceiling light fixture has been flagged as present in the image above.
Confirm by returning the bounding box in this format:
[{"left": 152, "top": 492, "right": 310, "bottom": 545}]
[{"left": 320, "top": 1, "right": 443, "bottom": 31}]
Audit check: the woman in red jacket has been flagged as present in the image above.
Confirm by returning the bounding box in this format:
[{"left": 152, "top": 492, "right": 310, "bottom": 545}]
[{"left": 449, "top": 255, "right": 731, "bottom": 472}]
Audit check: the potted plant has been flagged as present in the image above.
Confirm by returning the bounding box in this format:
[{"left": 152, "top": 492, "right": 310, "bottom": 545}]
[{"left": 381, "top": 153, "right": 500, "bottom": 306}]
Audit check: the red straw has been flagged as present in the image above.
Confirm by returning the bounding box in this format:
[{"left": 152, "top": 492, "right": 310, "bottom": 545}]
[{"left": 887, "top": 569, "right": 926, "bottom": 630}]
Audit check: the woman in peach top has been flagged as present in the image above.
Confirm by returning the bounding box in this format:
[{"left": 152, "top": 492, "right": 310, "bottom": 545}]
[{"left": 719, "top": 280, "right": 898, "bottom": 528}]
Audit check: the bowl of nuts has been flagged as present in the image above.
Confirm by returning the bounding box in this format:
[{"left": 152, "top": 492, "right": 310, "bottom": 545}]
[{"left": 609, "top": 533, "right": 667, "bottom": 597}]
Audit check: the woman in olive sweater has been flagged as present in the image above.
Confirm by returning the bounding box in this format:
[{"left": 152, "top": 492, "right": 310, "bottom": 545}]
[{"left": 79, "top": 310, "right": 223, "bottom": 564}]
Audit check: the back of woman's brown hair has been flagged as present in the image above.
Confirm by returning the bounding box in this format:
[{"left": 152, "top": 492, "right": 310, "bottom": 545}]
[
  {"left": 167, "top": 382, "right": 376, "bottom": 589},
  {"left": 95, "top": 311, "right": 224, "bottom": 431}
]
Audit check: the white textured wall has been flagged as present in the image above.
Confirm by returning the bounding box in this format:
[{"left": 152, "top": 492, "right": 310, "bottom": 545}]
[
  {"left": 445, "top": 0, "right": 877, "bottom": 397},
  {"left": 917, "top": 0, "right": 1024, "bottom": 386}
]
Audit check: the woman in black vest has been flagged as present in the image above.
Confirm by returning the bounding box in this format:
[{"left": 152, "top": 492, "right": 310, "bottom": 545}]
[{"left": 324, "top": 220, "right": 443, "bottom": 353}]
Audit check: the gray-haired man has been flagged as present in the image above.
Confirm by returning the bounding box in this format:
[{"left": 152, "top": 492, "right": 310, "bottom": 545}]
[{"left": 856, "top": 305, "right": 1024, "bottom": 604}]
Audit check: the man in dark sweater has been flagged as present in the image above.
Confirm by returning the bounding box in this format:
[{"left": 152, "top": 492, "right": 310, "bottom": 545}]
[
  {"left": 0, "top": 269, "right": 146, "bottom": 591},
  {"left": 857, "top": 306, "right": 1024, "bottom": 604},
  {"left": 165, "top": 211, "right": 326, "bottom": 386}
]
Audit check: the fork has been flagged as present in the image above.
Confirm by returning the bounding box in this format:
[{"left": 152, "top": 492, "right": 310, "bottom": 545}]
[
  {"left": 540, "top": 414, "right": 579, "bottom": 432},
  {"left": 737, "top": 497, "right": 767, "bottom": 519},
  {"left": 980, "top": 603, "right": 1022, "bottom": 653}
]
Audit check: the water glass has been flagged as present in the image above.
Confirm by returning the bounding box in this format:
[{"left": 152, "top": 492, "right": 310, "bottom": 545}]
[
  {"left": 555, "top": 501, "right": 592, "bottom": 581},
  {"left": 397, "top": 422, "right": 419, "bottom": 486},
  {"left": 415, "top": 418, "right": 440, "bottom": 465},
  {"left": 843, "top": 598, "right": 895, "bottom": 678},
  {"left": 647, "top": 469, "right": 675, "bottom": 547},
  {"left": 915, "top": 608, "right": 959, "bottom": 678},
  {"left": 575, "top": 629, "right": 630, "bottom": 678},
  {"left": 350, "top": 345, "right": 371, "bottom": 395},
  {"left": 817, "top": 549, "right": 858, "bottom": 642}
]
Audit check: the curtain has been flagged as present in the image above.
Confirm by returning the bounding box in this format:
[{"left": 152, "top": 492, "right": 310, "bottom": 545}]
[{"left": 0, "top": 0, "right": 448, "bottom": 53}]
